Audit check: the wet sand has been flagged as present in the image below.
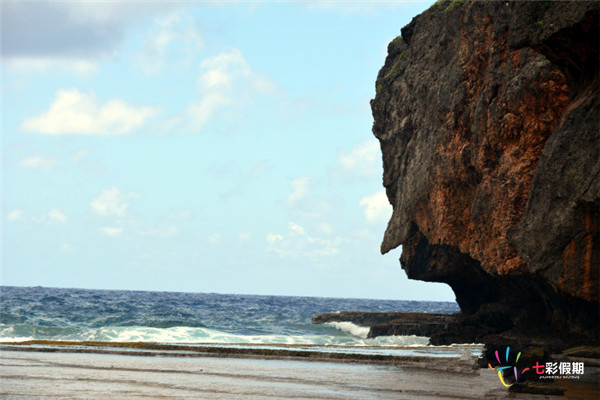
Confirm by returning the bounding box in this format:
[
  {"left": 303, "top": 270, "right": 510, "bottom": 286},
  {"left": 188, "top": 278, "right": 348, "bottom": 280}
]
[{"left": 0, "top": 343, "right": 565, "bottom": 399}]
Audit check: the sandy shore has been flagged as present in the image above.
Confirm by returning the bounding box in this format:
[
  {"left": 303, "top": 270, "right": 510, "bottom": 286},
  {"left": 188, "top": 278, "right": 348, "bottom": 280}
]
[{"left": 0, "top": 343, "right": 572, "bottom": 399}]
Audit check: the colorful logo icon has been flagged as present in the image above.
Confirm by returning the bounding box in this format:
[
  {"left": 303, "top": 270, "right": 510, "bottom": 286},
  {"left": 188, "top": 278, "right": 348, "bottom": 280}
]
[
  {"left": 489, "top": 347, "right": 585, "bottom": 387},
  {"left": 488, "top": 347, "right": 529, "bottom": 387}
]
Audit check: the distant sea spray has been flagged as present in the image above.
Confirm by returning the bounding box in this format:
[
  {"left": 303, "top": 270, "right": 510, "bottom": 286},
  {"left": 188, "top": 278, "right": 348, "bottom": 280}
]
[{"left": 0, "top": 286, "right": 458, "bottom": 346}]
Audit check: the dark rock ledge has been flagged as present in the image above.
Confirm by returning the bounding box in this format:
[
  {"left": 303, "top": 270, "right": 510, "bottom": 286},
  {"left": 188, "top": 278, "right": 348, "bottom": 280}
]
[{"left": 311, "top": 311, "right": 457, "bottom": 339}]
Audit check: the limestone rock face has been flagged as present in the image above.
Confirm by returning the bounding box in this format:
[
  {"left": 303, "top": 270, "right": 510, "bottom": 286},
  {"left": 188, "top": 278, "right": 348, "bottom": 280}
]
[{"left": 371, "top": 1, "right": 599, "bottom": 345}]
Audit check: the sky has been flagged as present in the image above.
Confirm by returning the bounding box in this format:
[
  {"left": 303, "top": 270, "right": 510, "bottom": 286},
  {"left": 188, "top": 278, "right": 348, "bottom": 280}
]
[{"left": 1, "top": 0, "right": 455, "bottom": 301}]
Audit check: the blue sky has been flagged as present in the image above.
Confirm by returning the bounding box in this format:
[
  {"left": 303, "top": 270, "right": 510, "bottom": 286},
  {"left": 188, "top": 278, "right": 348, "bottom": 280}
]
[{"left": 1, "top": 0, "right": 455, "bottom": 301}]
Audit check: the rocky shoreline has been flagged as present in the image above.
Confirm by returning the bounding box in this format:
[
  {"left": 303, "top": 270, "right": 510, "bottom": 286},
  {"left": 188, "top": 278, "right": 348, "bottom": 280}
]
[
  {"left": 1, "top": 344, "right": 516, "bottom": 399},
  {"left": 313, "top": 311, "right": 600, "bottom": 397},
  {"left": 311, "top": 311, "right": 457, "bottom": 339}
]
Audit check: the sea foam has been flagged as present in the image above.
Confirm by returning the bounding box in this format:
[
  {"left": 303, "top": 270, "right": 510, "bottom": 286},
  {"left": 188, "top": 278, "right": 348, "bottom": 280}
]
[
  {"left": 0, "top": 324, "right": 430, "bottom": 347},
  {"left": 0, "top": 286, "right": 457, "bottom": 348},
  {"left": 324, "top": 321, "right": 370, "bottom": 338}
]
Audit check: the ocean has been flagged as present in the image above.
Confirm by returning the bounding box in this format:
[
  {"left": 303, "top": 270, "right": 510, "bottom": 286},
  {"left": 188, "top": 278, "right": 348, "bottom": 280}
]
[
  {"left": 0, "top": 286, "right": 459, "bottom": 347},
  {"left": 2, "top": 287, "right": 508, "bottom": 399}
]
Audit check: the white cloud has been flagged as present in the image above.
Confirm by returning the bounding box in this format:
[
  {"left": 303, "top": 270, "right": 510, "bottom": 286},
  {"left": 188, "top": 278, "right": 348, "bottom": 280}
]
[
  {"left": 71, "top": 149, "right": 90, "bottom": 163},
  {"left": 91, "top": 187, "right": 128, "bottom": 217},
  {"left": 187, "top": 49, "right": 276, "bottom": 131},
  {"left": 238, "top": 233, "right": 252, "bottom": 241},
  {"left": 21, "top": 89, "right": 159, "bottom": 135},
  {"left": 46, "top": 209, "right": 68, "bottom": 224},
  {"left": 5, "top": 58, "right": 99, "bottom": 76},
  {"left": 339, "top": 139, "right": 380, "bottom": 177},
  {"left": 285, "top": 176, "right": 331, "bottom": 219},
  {"left": 3, "top": 3, "right": 181, "bottom": 78},
  {"left": 137, "top": 226, "right": 179, "bottom": 238},
  {"left": 6, "top": 209, "right": 26, "bottom": 222},
  {"left": 31, "top": 209, "right": 69, "bottom": 224},
  {"left": 136, "top": 12, "right": 204, "bottom": 76},
  {"left": 360, "top": 190, "right": 392, "bottom": 224},
  {"left": 3, "top": 2, "right": 172, "bottom": 62},
  {"left": 99, "top": 227, "right": 123, "bottom": 237},
  {"left": 187, "top": 93, "right": 232, "bottom": 130},
  {"left": 287, "top": 177, "right": 311, "bottom": 204},
  {"left": 266, "top": 222, "right": 342, "bottom": 259},
  {"left": 266, "top": 233, "right": 283, "bottom": 243},
  {"left": 289, "top": 222, "right": 305, "bottom": 235},
  {"left": 7, "top": 208, "right": 68, "bottom": 224},
  {"left": 199, "top": 50, "right": 249, "bottom": 85},
  {"left": 16, "top": 154, "right": 57, "bottom": 170},
  {"left": 138, "top": 30, "right": 174, "bottom": 75},
  {"left": 202, "top": 68, "right": 232, "bottom": 89},
  {"left": 316, "top": 223, "right": 333, "bottom": 236}
]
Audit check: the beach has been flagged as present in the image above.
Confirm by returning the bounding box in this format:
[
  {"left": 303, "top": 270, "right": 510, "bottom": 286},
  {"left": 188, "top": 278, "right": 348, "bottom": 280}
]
[
  {"left": 2, "top": 288, "right": 598, "bottom": 399},
  {"left": 0, "top": 344, "right": 521, "bottom": 399},
  {"left": 0, "top": 287, "right": 502, "bottom": 398}
]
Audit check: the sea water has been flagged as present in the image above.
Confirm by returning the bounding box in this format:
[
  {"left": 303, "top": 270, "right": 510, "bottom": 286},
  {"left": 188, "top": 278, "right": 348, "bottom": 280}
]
[{"left": 0, "top": 286, "right": 459, "bottom": 347}]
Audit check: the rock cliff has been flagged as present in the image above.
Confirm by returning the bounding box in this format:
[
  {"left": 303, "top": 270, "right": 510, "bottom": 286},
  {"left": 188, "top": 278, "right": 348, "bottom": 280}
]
[{"left": 371, "top": 1, "right": 599, "bottom": 347}]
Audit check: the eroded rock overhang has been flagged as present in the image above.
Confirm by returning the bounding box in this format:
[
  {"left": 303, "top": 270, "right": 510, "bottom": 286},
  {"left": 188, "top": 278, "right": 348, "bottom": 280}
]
[{"left": 371, "top": 0, "right": 599, "bottom": 345}]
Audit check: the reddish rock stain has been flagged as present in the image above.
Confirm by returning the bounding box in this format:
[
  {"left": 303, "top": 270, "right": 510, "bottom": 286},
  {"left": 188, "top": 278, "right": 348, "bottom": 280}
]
[{"left": 413, "top": 14, "right": 570, "bottom": 276}]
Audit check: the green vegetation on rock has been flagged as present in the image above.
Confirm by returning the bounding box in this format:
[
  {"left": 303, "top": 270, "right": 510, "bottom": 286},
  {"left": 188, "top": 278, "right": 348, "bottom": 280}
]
[
  {"left": 445, "top": 0, "right": 465, "bottom": 12},
  {"left": 390, "top": 51, "right": 407, "bottom": 74}
]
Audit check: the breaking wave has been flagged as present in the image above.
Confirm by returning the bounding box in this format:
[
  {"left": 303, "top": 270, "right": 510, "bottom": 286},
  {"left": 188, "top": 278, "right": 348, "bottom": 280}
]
[
  {"left": 0, "top": 324, "right": 429, "bottom": 346},
  {"left": 0, "top": 286, "right": 455, "bottom": 348},
  {"left": 324, "top": 321, "right": 370, "bottom": 338}
]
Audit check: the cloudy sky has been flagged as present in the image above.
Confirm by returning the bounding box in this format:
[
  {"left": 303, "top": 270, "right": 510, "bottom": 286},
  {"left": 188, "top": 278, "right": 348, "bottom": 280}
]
[{"left": 1, "top": 0, "right": 454, "bottom": 301}]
